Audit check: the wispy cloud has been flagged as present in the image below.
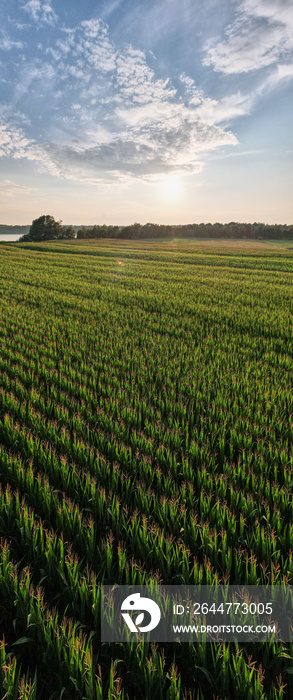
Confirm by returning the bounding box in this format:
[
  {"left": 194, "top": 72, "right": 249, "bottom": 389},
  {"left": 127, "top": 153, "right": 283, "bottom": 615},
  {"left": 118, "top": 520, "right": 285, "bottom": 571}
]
[
  {"left": 48, "top": 19, "right": 117, "bottom": 77},
  {"left": 0, "top": 122, "right": 60, "bottom": 176},
  {"left": 0, "top": 17, "right": 240, "bottom": 184},
  {"left": 21, "top": 0, "right": 57, "bottom": 26},
  {"left": 0, "top": 36, "right": 24, "bottom": 51},
  {"left": 0, "top": 103, "right": 237, "bottom": 185},
  {"left": 0, "top": 178, "right": 37, "bottom": 196},
  {"left": 39, "top": 119, "right": 236, "bottom": 183},
  {"left": 115, "top": 47, "right": 176, "bottom": 104},
  {"left": 0, "top": 123, "right": 33, "bottom": 158},
  {"left": 29, "top": 21, "right": 238, "bottom": 181},
  {"left": 203, "top": 0, "right": 293, "bottom": 74},
  {"left": 195, "top": 93, "right": 252, "bottom": 125},
  {"left": 99, "top": 0, "right": 126, "bottom": 22},
  {"left": 262, "top": 61, "right": 293, "bottom": 89},
  {"left": 244, "top": 0, "right": 293, "bottom": 28},
  {"left": 179, "top": 73, "right": 251, "bottom": 124}
]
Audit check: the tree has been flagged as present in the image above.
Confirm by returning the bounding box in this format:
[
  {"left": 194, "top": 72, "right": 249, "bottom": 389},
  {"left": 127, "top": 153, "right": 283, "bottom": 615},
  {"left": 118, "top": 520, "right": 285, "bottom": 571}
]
[
  {"left": 57, "top": 225, "right": 76, "bottom": 240},
  {"left": 120, "top": 222, "right": 142, "bottom": 239},
  {"left": 76, "top": 226, "right": 89, "bottom": 239},
  {"left": 20, "top": 215, "right": 75, "bottom": 242}
]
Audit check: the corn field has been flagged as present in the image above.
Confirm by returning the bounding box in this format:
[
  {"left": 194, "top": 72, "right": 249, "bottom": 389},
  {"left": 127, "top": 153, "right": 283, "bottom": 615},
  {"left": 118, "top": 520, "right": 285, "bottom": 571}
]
[{"left": 0, "top": 238, "right": 292, "bottom": 699}]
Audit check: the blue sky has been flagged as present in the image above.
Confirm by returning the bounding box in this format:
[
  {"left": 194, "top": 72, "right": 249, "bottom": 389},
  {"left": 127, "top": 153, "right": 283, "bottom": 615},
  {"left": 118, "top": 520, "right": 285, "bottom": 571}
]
[{"left": 0, "top": 0, "right": 292, "bottom": 224}]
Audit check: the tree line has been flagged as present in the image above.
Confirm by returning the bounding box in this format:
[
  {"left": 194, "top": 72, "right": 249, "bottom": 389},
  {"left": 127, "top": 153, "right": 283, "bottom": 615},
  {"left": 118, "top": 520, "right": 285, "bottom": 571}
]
[
  {"left": 77, "top": 221, "right": 293, "bottom": 240},
  {"left": 20, "top": 215, "right": 293, "bottom": 242}
]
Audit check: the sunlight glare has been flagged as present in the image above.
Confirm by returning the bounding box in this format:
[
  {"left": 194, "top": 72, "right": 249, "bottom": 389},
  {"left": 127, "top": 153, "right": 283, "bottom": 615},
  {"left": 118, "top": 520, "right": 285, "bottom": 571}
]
[{"left": 159, "top": 175, "right": 183, "bottom": 202}]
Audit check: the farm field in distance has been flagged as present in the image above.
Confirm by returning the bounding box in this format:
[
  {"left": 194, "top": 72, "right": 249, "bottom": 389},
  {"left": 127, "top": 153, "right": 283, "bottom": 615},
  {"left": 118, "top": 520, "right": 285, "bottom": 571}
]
[{"left": 0, "top": 238, "right": 293, "bottom": 699}]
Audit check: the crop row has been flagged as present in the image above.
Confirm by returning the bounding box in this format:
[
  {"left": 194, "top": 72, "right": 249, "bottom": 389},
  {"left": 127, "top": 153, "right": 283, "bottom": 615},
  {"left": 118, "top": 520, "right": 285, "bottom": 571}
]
[{"left": 0, "top": 240, "right": 293, "bottom": 698}]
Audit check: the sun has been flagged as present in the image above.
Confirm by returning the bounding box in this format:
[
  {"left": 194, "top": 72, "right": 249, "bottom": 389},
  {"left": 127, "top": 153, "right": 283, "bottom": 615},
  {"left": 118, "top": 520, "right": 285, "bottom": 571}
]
[{"left": 158, "top": 175, "right": 183, "bottom": 202}]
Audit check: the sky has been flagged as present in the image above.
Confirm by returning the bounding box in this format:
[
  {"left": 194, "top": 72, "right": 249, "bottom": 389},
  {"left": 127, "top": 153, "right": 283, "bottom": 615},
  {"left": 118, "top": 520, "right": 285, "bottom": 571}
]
[{"left": 0, "top": 0, "right": 292, "bottom": 225}]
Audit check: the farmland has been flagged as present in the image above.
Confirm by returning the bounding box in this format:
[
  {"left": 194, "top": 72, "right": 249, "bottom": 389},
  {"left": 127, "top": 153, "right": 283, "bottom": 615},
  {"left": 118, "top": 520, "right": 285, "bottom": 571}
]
[{"left": 0, "top": 238, "right": 292, "bottom": 699}]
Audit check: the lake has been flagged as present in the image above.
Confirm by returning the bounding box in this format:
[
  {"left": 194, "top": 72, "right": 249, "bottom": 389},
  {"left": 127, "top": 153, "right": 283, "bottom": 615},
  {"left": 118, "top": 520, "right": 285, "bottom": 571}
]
[{"left": 0, "top": 234, "right": 21, "bottom": 242}]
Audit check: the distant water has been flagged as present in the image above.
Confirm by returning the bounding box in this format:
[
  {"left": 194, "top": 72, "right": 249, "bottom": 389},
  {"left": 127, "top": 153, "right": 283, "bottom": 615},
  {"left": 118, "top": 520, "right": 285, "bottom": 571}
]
[
  {"left": 0, "top": 233, "right": 79, "bottom": 242},
  {"left": 0, "top": 234, "right": 21, "bottom": 242}
]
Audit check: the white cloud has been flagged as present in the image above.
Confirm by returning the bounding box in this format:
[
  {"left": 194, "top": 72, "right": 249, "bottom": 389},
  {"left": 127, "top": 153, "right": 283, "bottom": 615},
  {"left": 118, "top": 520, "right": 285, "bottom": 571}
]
[
  {"left": 48, "top": 20, "right": 117, "bottom": 78},
  {"left": 0, "top": 179, "right": 37, "bottom": 196},
  {"left": 258, "top": 61, "right": 293, "bottom": 92},
  {"left": 203, "top": 0, "right": 293, "bottom": 74},
  {"left": 21, "top": 1, "right": 57, "bottom": 26},
  {"left": 0, "top": 123, "right": 33, "bottom": 158},
  {"left": 0, "top": 37, "right": 24, "bottom": 51},
  {"left": 180, "top": 72, "right": 251, "bottom": 125},
  {"left": 243, "top": 0, "right": 293, "bottom": 28},
  {"left": 0, "top": 18, "right": 239, "bottom": 184},
  {"left": 116, "top": 47, "right": 176, "bottom": 104},
  {"left": 22, "top": 20, "right": 237, "bottom": 181},
  {"left": 77, "top": 20, "right": 116, "bottom": 72},
  {"left": 37, "top": 116, "right": 237, "bottom": 184},
  {"left": 0, "top": 122, "right": 60, "bottom": 176},
  {"left": 195, "top": 93, "right": 252, "bottom": 124},
  {"left": 0, "top": 96, "right": 238, "bottom": 185},
  {"left": 275, "top": 62, "right": 293, "bottom": 80}
]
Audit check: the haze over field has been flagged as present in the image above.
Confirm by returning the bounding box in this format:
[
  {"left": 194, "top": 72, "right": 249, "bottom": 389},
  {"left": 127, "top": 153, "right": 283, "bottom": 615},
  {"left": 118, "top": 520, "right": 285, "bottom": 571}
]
[{"left": 0, "top": 0, "right": 292, "bottom": 224}]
